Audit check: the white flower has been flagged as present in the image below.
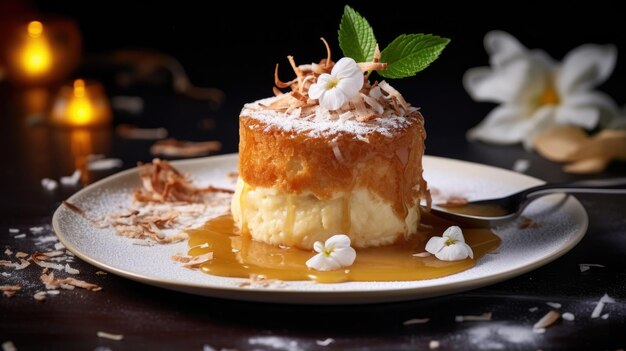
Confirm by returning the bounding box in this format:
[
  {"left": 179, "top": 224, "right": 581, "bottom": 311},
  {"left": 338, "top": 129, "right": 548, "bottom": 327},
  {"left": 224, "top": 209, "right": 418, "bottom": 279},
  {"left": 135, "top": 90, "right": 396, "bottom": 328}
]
[
  {"left": 425, "top": 226, "right": 474, "bottom": 261},
  {"left": 308, "top": 57, "right": 364, "bottom": 110},
  {"left": 464, "top": 31, "right": 619, "bottom": 149},
  {"left": 305, "top": 234, "right": 356, "bottom": 271}
]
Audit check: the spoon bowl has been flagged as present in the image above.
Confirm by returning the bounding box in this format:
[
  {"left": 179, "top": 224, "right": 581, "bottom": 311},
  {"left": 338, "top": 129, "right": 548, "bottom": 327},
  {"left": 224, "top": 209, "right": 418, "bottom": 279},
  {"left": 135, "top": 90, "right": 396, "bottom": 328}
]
[{"left": 429, "top": 178, "right": 626, "bottom": 227}]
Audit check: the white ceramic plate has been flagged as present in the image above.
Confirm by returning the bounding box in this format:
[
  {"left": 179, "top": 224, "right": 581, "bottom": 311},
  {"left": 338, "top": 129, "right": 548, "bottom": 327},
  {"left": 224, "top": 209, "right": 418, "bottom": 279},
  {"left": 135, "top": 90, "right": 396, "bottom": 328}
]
[{"left": 53, "top": 154, "right": 588, "bottom": 304}]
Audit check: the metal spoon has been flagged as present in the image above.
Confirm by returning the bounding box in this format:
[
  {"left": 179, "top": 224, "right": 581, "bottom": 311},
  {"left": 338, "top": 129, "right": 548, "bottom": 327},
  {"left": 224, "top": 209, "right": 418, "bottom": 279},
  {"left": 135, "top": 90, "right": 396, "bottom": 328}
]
[{"left": 430, "top": 178, "right": 626, "bottom": 227}]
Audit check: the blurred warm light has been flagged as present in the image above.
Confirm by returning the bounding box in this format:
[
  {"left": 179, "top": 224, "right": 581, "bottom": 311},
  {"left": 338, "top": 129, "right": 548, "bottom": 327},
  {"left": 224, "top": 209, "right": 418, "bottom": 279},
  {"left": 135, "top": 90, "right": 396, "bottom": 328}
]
[
  {"left": 20, "top": 21, "right": 52, "bottom": 77},
  {"left": 4, "top": 18, "right": 82, "bottom": 85},
  {"left": 51, "top": 79, "right": 112, "bottom": 127}
]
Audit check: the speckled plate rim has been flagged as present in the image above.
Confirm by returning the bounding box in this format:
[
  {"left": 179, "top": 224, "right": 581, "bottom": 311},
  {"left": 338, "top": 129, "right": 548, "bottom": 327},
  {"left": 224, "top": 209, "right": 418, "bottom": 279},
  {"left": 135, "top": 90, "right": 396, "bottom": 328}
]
[{"left": 53, "top": 154, "right": 588, "bottom": 305}]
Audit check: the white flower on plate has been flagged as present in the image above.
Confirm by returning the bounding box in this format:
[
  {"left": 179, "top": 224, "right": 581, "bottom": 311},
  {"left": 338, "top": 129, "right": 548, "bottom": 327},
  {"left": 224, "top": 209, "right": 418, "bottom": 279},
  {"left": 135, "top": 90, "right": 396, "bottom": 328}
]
[
  {"left": 308, "top": 57, "right": 364, "bottom": 111},
  {"left": 464, "top": 31, "right": 619, "bottom": 148},
  {"left": 306, "top": 234, "right": 357, "bottom": 271},
  {"left": 425, "top": 226, "right": 474, "bottom": 261}
]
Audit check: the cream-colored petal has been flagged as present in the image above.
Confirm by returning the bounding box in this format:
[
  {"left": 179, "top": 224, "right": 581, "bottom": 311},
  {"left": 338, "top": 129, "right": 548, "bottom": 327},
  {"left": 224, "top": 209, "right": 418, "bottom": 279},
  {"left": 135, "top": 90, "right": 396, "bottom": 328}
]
[
  {"left": 562, "top": 91, "right": 620, "bottom": 128},
  {"left": 484, "top": 31, "right": 528, "bottom": 67},
  {"left": 306, "top": 253, "right": 342, "bottom": 271},
  {"left": 434, "top": 244, "right": 470, "bottom": 261},
  {"left": 332, "top": 246, "right": 357, "bottom": 267},
  {"left": 308, "top": 74, "right": 331, "bottom": 100},
  {"left": 467, "top": 105, "right": 534, "bottom": 144},
  {"left": 325, "top": 234, "right": 352, "bottom": 250},
  {"left": 557, "top": 44, "right": 617, "bottom": 95},
  {"left": 313, "top": 241, "right": 325, "bottom": 253},
  {"left": 425, "top": 236, "right": 446, "bottom": 255},
  {"left": 442, "top": 226, "right": 465, "bottom": 243},
  {"left": 523, "top": 105, "right": 557, "bottom": 150},
  {"left": 319, "top": 89, "right": 347, "bottom": 111},
  {"left": 463, "top": 243, "right": 475, "bottom": 259},
  {"left": 554, "top": 105, "right": 599, "bottom": 130},
  {"left": 463, "top": 60, "right": 532, "bottom": 103},
  {"left": 337, "top": 73, "right": 364, "bottom": 100}
]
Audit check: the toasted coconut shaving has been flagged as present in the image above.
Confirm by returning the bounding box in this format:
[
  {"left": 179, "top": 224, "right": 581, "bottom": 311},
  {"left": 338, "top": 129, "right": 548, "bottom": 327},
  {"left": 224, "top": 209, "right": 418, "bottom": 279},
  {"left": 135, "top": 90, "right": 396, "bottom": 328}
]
[
  {"left": 358, "top": 62, "right": 388, "bottom": 71},
  {"left": 274, "top": 64, "right": 297, "bottom": 88},
  {"left": 238, "top": 274, "right": 285, "bottom": 288},
  {"left": 1, "top": 284, "right": 21, "bottom": 298},
  {"left": 33, "top": 291, "right": 47, "bottom": 301},
  {"left": 403, "top": 318, "right": 430, "bottom": 325},
  {"left": 134, "top": 159, "right": 233, "bottom": 203},
  {"left": 455, "top": 312, "right": 492, "bottom": 322},
  {"left": 97, "top": 331, "right": 124, "bottom": 341},
  {"left": 533, "top": 310, "right": 560, "bottom": 330},
  {"left": 150, "top": 138, "right": 222, "bottom": 158},
  {"left": 320, "top": 37, "right": 332, "bottom": 68},
  {"left": 40, "top": 271, "right": 102, "bottom": 291},
  {"left": 438, "top": 196, "right": 469, "bottom": 208}
]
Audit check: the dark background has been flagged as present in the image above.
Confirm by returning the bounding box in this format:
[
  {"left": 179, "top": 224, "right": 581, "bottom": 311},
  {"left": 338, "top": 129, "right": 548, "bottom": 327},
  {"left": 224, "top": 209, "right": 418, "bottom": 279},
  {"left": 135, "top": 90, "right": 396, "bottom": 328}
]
[{"left": 5, "top": 0, "right": 626, "bottom": 142}]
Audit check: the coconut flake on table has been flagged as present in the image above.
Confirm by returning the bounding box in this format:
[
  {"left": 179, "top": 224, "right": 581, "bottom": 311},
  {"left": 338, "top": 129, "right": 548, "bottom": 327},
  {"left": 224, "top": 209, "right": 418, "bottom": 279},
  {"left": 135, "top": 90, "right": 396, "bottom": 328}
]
[
  {"left": 41, "top": 178, "right": 58, "bottom": 191},
  {"left": 88, "top": 158, "right": 123, "bottom": 171},
  {"left": 562, "top": 312, "right": 575, "bottom": 321},
  {"left": 60, "top": 170, "right": 81, "bottom": 186},
  {"left": 455, "top": 312, "right": 492, "bottom": 322},
  {"left": 13, "top": 234, "right": 26, "bottom": 239},
  {"left": 97, "top": 331, "right": 124, "bottom": 341},
  {"left": 403, "top": 318, "right": 430, "bottom": 325},
  {"left": 512, "top": 159, "right": 530, "bottom": 173},
  {"left": 2, "top": 341, "right": 17, "bottom": 351},
  {"left": 546, "top": 302, "right": 562, "bottom": 309},
  {"left": 8, "top": 229, "right": 18, "bottom": 234},
  {"left": 579, "top": 263, "right": 604, "bottom": 272},
  {"left": 533, "top": 310, "right": 560, "bottom": 331},
  {"left": 591, "top": 293, "right": 615, "bottom": 318},
  {"left": 30, "top": 226, "right": 44, "bottom": 233},
  {"left": 315, "top": 338, "right": 335, "bottom": 346},
  {"left": 429, "top": 340, "right": 440, "bottom": 349}
]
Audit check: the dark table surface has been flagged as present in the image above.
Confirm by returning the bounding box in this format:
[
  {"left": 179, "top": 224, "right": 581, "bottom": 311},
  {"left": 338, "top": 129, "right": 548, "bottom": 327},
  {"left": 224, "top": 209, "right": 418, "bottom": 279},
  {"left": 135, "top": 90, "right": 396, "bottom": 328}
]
[{"left": 1, "top": 79, "right": 625, "bottom": 351}]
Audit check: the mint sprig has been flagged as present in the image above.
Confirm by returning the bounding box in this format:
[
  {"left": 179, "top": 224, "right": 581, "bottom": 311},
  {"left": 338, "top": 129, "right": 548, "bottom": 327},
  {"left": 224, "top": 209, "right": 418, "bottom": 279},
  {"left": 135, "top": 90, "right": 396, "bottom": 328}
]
[
  {"left": 338, "top": 5, "right": 377, "bottom": 62},
  {"left": 379, "top": 34, "right": 450, "bottom": 79},
  {"left": 338, "top": 6, "right": 450, "bottom": 79}
]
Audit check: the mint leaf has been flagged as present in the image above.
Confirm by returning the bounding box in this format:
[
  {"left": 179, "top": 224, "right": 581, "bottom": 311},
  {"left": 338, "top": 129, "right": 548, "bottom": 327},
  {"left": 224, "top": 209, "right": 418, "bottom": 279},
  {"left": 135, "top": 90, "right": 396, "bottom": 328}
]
[
  {"left": 379, "top": 34, "right": 450, "bottom": 79},
  {"left": 338, "top": 5, "right": 377, "bottom": 62}
]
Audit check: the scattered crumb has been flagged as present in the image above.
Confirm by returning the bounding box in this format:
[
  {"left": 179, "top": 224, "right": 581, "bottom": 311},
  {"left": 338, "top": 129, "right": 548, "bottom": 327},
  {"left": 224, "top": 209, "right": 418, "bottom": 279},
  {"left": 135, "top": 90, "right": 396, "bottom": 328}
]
[
  {"left": 455, "top": 312, "right": 492, "bottom": 322},
  {"left": 8, "top": 229, "right": 19, "bottom": 233},
  {"left": 1, "top": 273, "right": 10, "bottom": 277},
  {"left": 512, "top": 159, "right": 530, "bottom": 173},
  {"left": 519, "top": 216, "right": 541, "bottom": 229},
  {"left": 533, "top": 310, "right": 560, "bottom": 330},
  {"left": 601, "top": 313, "right": 609, "bottom": 319},
  {"left": 41, "top": 178, "right": 58, "bottom": 191},
  {"left": 315, "top": 338, "right": 335, "bottom": 346},
  {"left": 60, "top": 170, "right": 81, "bottom": 186},
  {"left": 546, "top": 302, "right": 562, "bottom": 309},
  {"left": 33, "top": 291, "right": 47, "bottom": 301},
  {"left": 47, "top": 290, "right": 60, "bottom": 295},
  {"left": 14, "top": 234, "right": 26, "bottom": 239},
  {"left": 15, "top": 252, "right": 28, "bottom": 258},
  {"left": 2, "top": 341, "right": 17, "bottom": 351},
  {"left": 64, "top": 263, "right": 80, "bottom": 275},
  {"left": 403, "top": 318, "right": 430, "bottom": 325},
  {"left": 0, "top": 285, "right": 21, "bottom": 298},
  {"left": 29, "top": 227, "right": 44, "bottom": 233},
  {"left": 412, "top": 252, "right": 431, "bottom": 258},
  {"left": 97, "top": 331, "right": 124, "bottom": 341},
  {"left": 529, "top": 307, "right": 539, "bottom": 312},
  {"left": 579, "top": 263, "right": 605, "bottom": 272},
  {"left": 88, "top": 158, "right": 123, "bottom": 171},
  {"left": 202, "top": 345, "right": 217, "bottom": 351},
  {"left": 562, "top": 312, "right": 575, "bottom": 321},
  {"left": 591, "top": 294, "right": 615, "bottom": 318},
  {"left": 3, "top": 248, "right": 12, "bottom": 256},
  {"left": 429, "top": 340, "right": 440, "bottom": 349},
  {"left": 96, "top": 271, "right": 108, "bottom": 275}
]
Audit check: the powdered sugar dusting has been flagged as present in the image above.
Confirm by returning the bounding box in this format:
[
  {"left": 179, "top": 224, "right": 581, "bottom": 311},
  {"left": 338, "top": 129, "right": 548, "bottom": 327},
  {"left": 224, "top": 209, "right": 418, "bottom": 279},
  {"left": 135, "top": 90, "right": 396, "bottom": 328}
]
[{"left": 241, "top": 96, "right": 413, "bottom": 139}]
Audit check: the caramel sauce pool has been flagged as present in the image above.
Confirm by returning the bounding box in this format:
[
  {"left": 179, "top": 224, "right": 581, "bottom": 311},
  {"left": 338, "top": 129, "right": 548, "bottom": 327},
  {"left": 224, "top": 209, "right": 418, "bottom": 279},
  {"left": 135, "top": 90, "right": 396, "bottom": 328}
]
[{"left": 187, "top": 213, "right": 500, "bottom": 283}]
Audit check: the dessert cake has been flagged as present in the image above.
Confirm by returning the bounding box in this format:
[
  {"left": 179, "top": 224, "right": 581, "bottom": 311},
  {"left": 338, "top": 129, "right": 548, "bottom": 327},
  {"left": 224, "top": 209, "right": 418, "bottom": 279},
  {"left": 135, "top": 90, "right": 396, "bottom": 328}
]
[{"left": 231, "top": 52, "right": 431, "bottom": 250}]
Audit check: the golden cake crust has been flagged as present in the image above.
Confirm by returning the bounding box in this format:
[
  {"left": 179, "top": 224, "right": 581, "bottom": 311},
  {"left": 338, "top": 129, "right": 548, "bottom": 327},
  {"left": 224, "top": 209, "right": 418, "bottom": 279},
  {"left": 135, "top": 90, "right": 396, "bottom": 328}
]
[{"left": 238, "top": 108, "right": 429, "bottom": 218}]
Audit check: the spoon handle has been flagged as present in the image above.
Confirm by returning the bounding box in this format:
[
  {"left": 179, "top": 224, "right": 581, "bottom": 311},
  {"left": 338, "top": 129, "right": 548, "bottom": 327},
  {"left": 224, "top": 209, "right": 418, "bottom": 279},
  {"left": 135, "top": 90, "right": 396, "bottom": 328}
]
[{"left": 525, "top": 177, "right": 626, "bottom": 199}]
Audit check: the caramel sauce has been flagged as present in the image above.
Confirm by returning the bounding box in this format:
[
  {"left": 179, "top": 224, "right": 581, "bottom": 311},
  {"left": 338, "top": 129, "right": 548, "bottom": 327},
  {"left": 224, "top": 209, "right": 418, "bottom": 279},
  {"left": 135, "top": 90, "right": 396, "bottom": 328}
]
[
  {"left": 439, "top": 203, "right": 508, "bottom": 217},
  {"left": 187, "top": 213, "right": 500, "bottom": 283}
]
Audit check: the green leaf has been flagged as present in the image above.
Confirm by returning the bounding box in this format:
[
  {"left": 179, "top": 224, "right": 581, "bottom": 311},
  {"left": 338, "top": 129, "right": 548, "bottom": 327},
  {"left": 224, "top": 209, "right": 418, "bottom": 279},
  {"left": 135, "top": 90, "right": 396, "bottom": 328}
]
[
  {"left": 338, "top": 5, "right": 377, "bottom": 62},
  {"left": 379, "top": 34, "right": 450, "bottom": 79}
]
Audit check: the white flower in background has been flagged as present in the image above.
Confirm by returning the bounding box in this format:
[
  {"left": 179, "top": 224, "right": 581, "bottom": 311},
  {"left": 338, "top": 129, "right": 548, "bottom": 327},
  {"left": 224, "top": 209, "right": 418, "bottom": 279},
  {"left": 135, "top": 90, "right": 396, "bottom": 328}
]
[
  {"left": 425, "top": 226, "right": 474, "bottom": 261},
  {"left": 464, "top": 31, "right": 619, "bottom": 148},
  {"left": 309, "top": 57, "right": 364, "bottom": 110},
  {"left": 306, "top": 234, "right": 357, "bottom": 271}
]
